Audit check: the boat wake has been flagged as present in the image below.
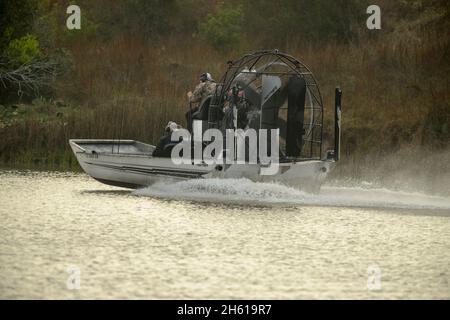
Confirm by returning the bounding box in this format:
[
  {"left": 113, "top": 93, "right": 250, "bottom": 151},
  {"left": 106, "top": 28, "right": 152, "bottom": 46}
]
[{"left": 133, "top": 178, "right": 450, "bottom": 211}]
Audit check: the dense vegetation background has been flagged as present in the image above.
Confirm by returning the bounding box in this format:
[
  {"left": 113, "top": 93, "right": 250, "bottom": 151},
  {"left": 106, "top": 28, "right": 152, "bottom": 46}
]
[{"left": 0, "top": 0, "right": 449, "bottom": 194}]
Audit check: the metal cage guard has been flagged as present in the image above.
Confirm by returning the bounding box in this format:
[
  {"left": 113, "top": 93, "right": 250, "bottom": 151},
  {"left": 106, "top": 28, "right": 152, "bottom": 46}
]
[{"left": 208, "top": 50, "right": 325, "bottom": 161}]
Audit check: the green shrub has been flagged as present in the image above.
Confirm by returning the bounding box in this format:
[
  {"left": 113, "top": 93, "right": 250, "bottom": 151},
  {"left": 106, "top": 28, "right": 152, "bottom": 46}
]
[
  {"left": 5, "top": 34, "right": 41, "bottom": 65},
  {"left": 200, "top": 5, "right": 243, "bottom": 51},
  {"left": 0, "top": 0, "right": 39, "bottom": 51}
]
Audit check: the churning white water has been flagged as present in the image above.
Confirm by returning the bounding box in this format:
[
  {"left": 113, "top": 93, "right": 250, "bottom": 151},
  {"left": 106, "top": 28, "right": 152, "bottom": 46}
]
[{"left": 134, "top": 178, "right": 450, "bottom": 210}]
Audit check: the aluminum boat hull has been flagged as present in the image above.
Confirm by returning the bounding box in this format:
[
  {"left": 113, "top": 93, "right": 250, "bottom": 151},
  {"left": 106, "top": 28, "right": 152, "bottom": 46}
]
[{"left": 69, "top": 139, "right": 335, "bottom": 192}]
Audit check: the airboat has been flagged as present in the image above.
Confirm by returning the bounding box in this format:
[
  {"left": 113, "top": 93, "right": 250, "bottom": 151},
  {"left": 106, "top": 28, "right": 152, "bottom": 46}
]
[{"left": 69, "top": 50, "right": 342, "bottom": 193}]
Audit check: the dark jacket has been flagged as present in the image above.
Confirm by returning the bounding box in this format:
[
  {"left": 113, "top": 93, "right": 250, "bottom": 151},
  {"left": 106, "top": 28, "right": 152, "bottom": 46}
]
[{"left": 152, "top": 133, "right": 173, "bottom": 157}]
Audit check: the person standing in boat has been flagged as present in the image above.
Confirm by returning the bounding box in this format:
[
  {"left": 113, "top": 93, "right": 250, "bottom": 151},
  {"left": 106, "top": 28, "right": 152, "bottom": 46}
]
[{"left": 185, "top": 72, "right": 216, "bottom": 131}]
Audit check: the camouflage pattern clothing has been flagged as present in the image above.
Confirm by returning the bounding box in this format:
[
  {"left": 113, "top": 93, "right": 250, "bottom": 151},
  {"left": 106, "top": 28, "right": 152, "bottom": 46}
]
[{"left": 189, "top": 80, "right": 217, "bottom": 104}]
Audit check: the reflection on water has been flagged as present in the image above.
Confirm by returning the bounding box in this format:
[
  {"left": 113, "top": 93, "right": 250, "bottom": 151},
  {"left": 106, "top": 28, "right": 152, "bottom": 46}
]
[{"left": 0, "top": 171, "right": 449, "bottom": 299}]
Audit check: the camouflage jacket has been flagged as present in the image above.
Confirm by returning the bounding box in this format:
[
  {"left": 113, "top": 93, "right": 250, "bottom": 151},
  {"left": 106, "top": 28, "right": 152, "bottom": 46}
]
[{"left": 189, "top": 80, "right": 217, "bottom": 104}]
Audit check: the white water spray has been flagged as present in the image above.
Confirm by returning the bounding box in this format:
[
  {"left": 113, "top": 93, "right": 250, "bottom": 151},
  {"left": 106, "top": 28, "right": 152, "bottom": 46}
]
[{"left": 133, "top": 178, "right": 450, "bottom": 210}]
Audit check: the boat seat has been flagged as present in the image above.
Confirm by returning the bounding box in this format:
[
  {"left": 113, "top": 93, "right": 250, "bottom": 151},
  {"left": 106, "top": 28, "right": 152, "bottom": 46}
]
[
  {"left": 192, "top": 96, "right": 212, "bottom": 120},
  {"left": 163, "top": 142, "right": 177, "bottom": 153}
]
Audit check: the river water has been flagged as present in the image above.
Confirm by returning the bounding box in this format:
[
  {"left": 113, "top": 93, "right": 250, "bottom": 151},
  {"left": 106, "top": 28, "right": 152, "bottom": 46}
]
[{"left": 0, "top": 170, "right": 449, "bottom": 299}]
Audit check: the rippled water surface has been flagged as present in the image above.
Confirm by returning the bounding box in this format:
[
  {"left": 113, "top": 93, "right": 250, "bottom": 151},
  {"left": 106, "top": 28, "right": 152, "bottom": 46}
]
[{"left": 1, "top": 171, "right": 449, "bottom": 299}]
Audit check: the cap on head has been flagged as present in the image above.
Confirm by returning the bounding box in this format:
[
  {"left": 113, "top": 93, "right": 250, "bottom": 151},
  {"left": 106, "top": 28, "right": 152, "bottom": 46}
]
[{"left": 165, "top": 121, "right": 179, "bottom": 132}]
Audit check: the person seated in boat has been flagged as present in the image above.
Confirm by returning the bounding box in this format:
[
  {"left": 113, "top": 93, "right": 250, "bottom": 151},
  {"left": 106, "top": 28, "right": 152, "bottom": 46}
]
[
  {"left": 185, "top": 72, "right": 216, "bottom": 131},
  {"left": 152, "top": 121, "right": 180, "bottom": 158},
  {"left": 223, "top": 85, "right": 248, "bottom": 130}
]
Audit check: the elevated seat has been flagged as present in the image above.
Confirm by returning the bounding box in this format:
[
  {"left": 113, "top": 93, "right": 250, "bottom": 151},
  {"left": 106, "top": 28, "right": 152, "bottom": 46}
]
[{"left": 192, "top": 96, "right": 212, "bottom": 120}]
